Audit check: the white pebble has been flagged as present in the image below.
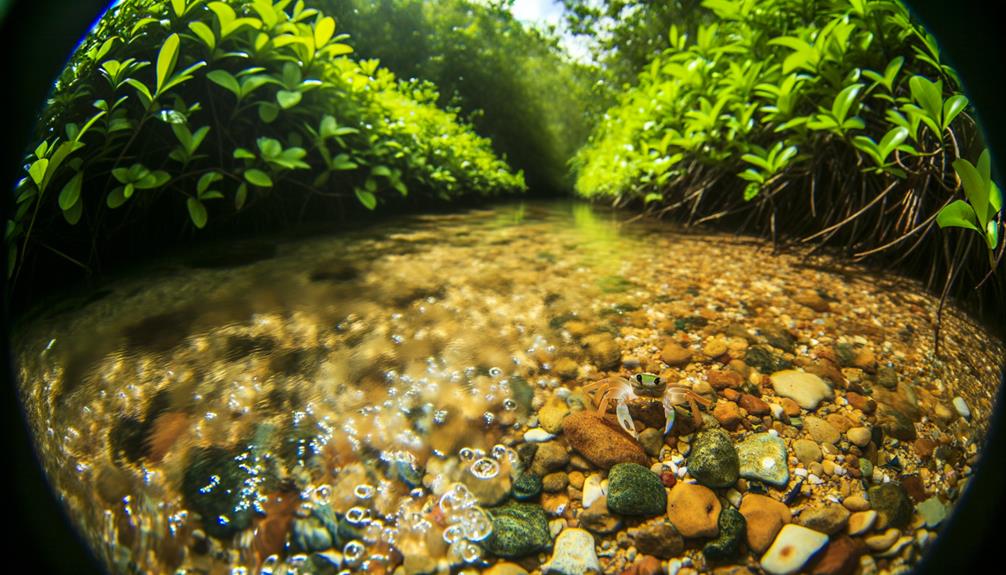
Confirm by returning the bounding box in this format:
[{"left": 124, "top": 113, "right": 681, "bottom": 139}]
[
  {"left": 794, "top": 468, "right": 809, "bottom": 478},
  {"left": 524, "top": 428, "right": 555, "bottom": 442},
  {"left": 770, "top": 403, "right": 785, "bottom": 420},
  {"left": 582, "top": 474, "right": 606, "bottom": 509},
  {"left": 667, "top": 559, "right": 683, "bottom": 575},
  {"left": 953, "top": 397, "right": 971, "bottom": 420},
  {"left": 542, "top": 528, "right": 601, "bottom": 575},
  {"left": 808, "top": 474, "right": 824, "bottom": 485},
  {"left": 760, "top": 524, "right": 829, "bottom": 575}
]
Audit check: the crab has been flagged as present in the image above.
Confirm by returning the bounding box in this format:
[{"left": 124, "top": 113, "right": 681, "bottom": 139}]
[{"left": 581, "top": 372, "right": 712, "bottom": 438}]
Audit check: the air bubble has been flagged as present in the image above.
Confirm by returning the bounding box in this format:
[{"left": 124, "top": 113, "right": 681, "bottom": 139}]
[
  {"left": 488, "top": 367, "right": 503, "bottom": 377},
  {"left": 459, "top": 447, "right": 476, "bottom": 461},
  {"left": 312, "top": 485, "right": 332, "bottom": 504},
  {"left": 443, "top": 523, "right": 465, "bottom": 544},
  {"left": 345, "top": 506, "right": 372, "bottom": 525},
  {"left": 354, "top": 484, "right": 375, "bottom": 499},
  {"left": 461, "top": 541, "right": 482, "bottom": 563},
  {"left": 461, "top": 507, "right": 492, "bottom": 541},
  {"left": 483, "top": 411, "right": 495, "bottom": 425},
  {"left": 503, "top": 398, "right": 518, "bottom": 411},
  {"left": 491, "top": 444, "right": 508, "bottom": 459},
  {"left": 343, "top": 541, "right": 366, "bottom": 563},
  {"left": 470, "top": 457, "right": 500, "bottom": 480}
]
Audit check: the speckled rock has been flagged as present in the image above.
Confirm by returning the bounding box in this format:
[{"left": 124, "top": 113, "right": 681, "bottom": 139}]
[
  {"left": 703, "top": 508, "right": 747, "bottom": 561},
  {"left": 770, "top": 371, "right": 833, "bottom": 410},
  {"left": 688, "top": 429, "right": 740, "bottom": 488},
  {"left": 539, "top": 396, "right": 572, "bottom": 434},
  {"left": 804, "top": 417, "right": 841, "bottom": 444},
  {"left": 798, "top": 505, "right": 850, "bottom": 535},
  {"left": 666, "top": 483, "right": 721, "bottom": 538},
  {"left": 562, "top": 411, "right": 648, "bottom": 469},
  {"left": 513, "top": 472, "right": 543, "bottom": 501},
  {"left": 867, "top": 483, "right": 912, "bottom": 529},
  {"left": 740, "top": 494, "right": 791, "bottom": 553},
  {"left": 737, "top": 433, "right": 789, "bottom": 487},
  {"left": 182, "top": 446, "right": 256, "bottom": 539},
  {"left": 607, "top": 463, "right": 667, "bottom": 517},
  {"left": 629, "top": 518, "right": 685, "bottom": 558},
  {"left": 760, "top": 524, "right": 829, "bottom": 575},
  {"left": 483, "top": 503, "right": 552, "bottom": 559},
  {"left": 542, "top": 528, "right": 601, "bottom": 575}
]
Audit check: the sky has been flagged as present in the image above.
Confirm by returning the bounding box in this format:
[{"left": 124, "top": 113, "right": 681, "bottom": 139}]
[{"left": 508, "top": 0, "right": 595, "bottom": 62}]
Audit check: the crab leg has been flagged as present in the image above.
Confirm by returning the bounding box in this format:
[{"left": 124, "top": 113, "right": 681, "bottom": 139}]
[
  {"left": 615, "top": 400, "right": 637, "bottom": 437},
  {"left": 688, "top": 397, "right": 704, "bottom": 429},
  {"left": 663, "top": 404, "right": 677, "bottom": 435}
]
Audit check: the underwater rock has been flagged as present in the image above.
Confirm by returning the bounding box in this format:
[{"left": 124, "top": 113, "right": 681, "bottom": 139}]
[
  {"left": 579, "top": 495, "right": 622, "bottom": 534},
  {"left": 876, "top": 366, "right": 898, "bottom": 390},
  {"left": 628, "top": 518, "right": 684, "bottom": 558},
  {"left": 291, "top": 507, "right": 336, "bottom": 552},
  {"left": 798, "top": 505, "right": 850, "bottom": 535},
  {"left": 760, "top": 524, "right": 829, "bottom": 575},
  {"left": 661, "top": 341, "right": 693, "bottom": 366},
  {"left": 745, "top": 347, "right": 790, "bottom": 373},
  {"left": 703, "top": 508, "right": 746, "bottom": 561},
  {"left": 638, "top": 428, "right": 664, "bottom": 457},
  {"left": 666, "top": 482, "right": 721, "bottom": 538},
  {"left": 760, "top": 325, "right": 796, "bottom": 353},
  {"left": 688, "top": 429, "right": 740, "bottom": 488},
  {"left": 583, "top": 333, "right": 621, "bottom": 370},
  {"left": 846, "top": 427, "right": 871, "bottom": 447},
  {"left": 807, "top": 536, "right": 865, "bottom": 575},
  {"left": 482, "top": 503, "right": 552, "bottom": 559},
  {"left": 539, "top": 396, "right": 572, "bottom": 434},
  {"left": 484, "top": 563, "right": 529, "bottom": 575},
  {"left": 181, "top": 446, "right": 256, "bottom": 539},
  {"left": 770, "top": 370, "right": 833, "bottom": 410},
  {"left": 737, "top": 433, "right": 789, "bottom": 487},
  {"left": 738, "top": 393, "right": 771, "bottom": 416},
  {"left": 542, "top": 528, "right": 601, "bottom": 575},
  {"left": 793, "top": 439, "right": 822, "bottom": 465},
  {"left": 308, "top": 550, "right": 344, "bottom": 575},
  {"left": 740, "top": 494, "right": 791, "bottom": 554},
  {"left": 867, "top": 483, "right": 912, "bottom": 529},
  {"left": 531, "top": 441, "right": 570, "bottom": 476},
  {"left": 804, "top": 416, "right": 841, "bottom": 444},
  {"left": 916, "top": 496, "right": 948, "bottom": 528},
  {"left": 606, "top": 463, "right": 667, "bottom": 517},
  {"left": 543, "top": 472, "right": 569, "bottom": 493},
  {"left": 108, "top": 416, "right": 147, "bottom": 463},
  {"left": 562, "top": 411, "right": 648, "bottom": 469},
  {"left": 847, "top": 510, "right": 877, "bottom": 535},
  {"left": 512, "top": 472, "right": 543, "bottom": 501}
]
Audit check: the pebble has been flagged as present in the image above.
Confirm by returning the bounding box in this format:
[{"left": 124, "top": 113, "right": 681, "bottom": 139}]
[
  {"left": 661, "top": 341, "right": 693, "bottom": 366},
  {"left": 578, "top": 495, "right": 622, "bottom": 534},
  {"left": 794, "top": 292, "right": 831, "bottom": 312},
  {"left": 582, "top": 474, "right": 606, "bottom": 509},
  {"left": 687, "top": 429, "right": 740, "bottom": 488},
  {"left": 524, "top": 428, "right": 556, "bottom": 442},
  {"left": 563, "top": 411, "right": 649, "bottom": 469},
  {"left": 666, "top": 482, "right": 721, "bottom": 538},
  {"left": 708, "top": 370, "right": 744, "bottom": 390},
  {"left": 846, "top": 427, "right": 871, "bottom": 447},
  {"left": 793, "top": 439, "right": 823, "bottom": 465},
  {"left": 842, "top": 495, "right": 870, "bottom": 511},
  {"left": 739, "top": 393, "right": 771, "bottom": 416},
  {"left": 629, "top": 518, "right": 685, "bottom": 558},
  {"left": 543, "top": 472, "right": 569, "bottom": 493},
  {"left": 739, "top": 494, "right": 791, "bottom": 553},
  {"left": 713, "top": 401, "right": 744, "bottom": 430},
  {"left": 798, "top": 505, "right": 850, "bottom": 535},
  {"left": 568, "top": 471, "right": 585, "bottom": 490},
  {"left": 585, "top": 334, "right": 621, "bottom": 370},
  {"left": 804, "top": 416, "right": 841, "bottom": 444},
  {"left": 623, "top": 555, "right": 662, "bottom": 575},
  {"left": 845, "top": 391, "right": 875, "bottom": 414},
  {"left": 867, "top": 483, "right": 912, "bottom": 529},
  {"left": 770, "top": 370, "right": 834, "bottom": 410},
  {"left": 553, "top": 358, "right": 580, "bottom": 381},
  {"left": 483, "top": 503, "right": 553, "bottom": 558},
  {"left": 606, "top": 463, "right": 667, "bottom": 517},
  {"left": 484, "top": 563, "right": 529, "bottom": 575},
  {"left": 539, "top": 396, "right": 572, "bottom": 434},
  {"left": 542, "top": 528, "right": 601, "bottom": 575},
  {"left": 916, "top": 496, "right": 947, "bottom": 528},
  {"left": 532, "top": 441, "right": 571, "bottom": 476},
  {"left": 759, "top": 524, "right": 829, "bottom": 575},
  {"left": 737, "top": 433, "right": 789, "bottom": 487},
  {"left": 703, "top": 508, "right": 746, "bottom": 560},
  {"left": 864, "top": 528, "right": 899, "bottom": 551},
  {"left": 952, "top": 396, "right": 971, "bottom": 419},
  {"left": 848, "top": 510, "right": 877, "bottom": 535},
  {"left": 513, "top": 472, "right": 543, "bottom": 501},
  {"left": 704, "top": 339, "right": 728, "bottom": 358},
  {"left": 181, "top": 446, "right": 256, "bottom": 539},
  {"left": 808, "top": 536, "right": 865, "bottom": 575},
  {"left": 638, "top": 428, "right": 664, "bottom": 457}
]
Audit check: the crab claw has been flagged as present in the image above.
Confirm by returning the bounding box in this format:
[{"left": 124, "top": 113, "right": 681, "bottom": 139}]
[
  {"left": 663, "top": 405, "right": 676, "bottom": 436},
  {"left": 615, "top": 401, "right": 637, "bottom": 438}
]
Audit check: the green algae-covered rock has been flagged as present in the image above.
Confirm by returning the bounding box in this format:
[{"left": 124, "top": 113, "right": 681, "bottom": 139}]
[
  {"left": 482, "top": 503, "right": 552, "bottom": 558},
  {"left": 703, "top": 508, "right": 747, "bottom": 561},
  {"left": 868, "top": 483, "right": 912, "bottom": 529},
  {"left": 606, "top": 463, "right": 667, "bottom": 516},
  {"left": 688, "top": 429, "right": 740, "bottom": 488},
  {"left": 512, "top": 472, "right": 543, "bottom": 501},
  {"left": 181, "top": 446, "right": 256, "bottom": 539}
]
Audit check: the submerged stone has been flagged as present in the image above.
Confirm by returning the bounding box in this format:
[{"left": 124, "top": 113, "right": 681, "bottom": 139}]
[
  {"left": 688, "top": 429, "right": 740, "bottom": 488},
  {"left": 606, "top": 463, "right": 667, "bottom": 517},
  {"left": 482, "top": 503, "right": 552, "bottom": 559},
  {"left": 542, "top": 528, "right": 601, "bottom": 575},
  {"left": 703, "top": 508, "right": 746, "bottom": 561},
  {"left": 512, "top": 472, "right": 543, "bottom": 501},
  {"left": 181, "top": 446, "right": 256, "bottom": 539},
  {"left": 737, "top": 433, "right": 789, "bottom": 487},
  {"left": 868, "top": 483, "right": 912, "bottom": 529}
]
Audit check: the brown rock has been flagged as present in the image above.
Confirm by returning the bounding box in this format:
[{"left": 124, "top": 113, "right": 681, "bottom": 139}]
[
  {"left": 562, "top": 411, "right": 649, "bottom": 469},
  {"left": 543, "top": 472, "right": 569, "bottom": 493},
  {"left": 539, "top": 395, "right": 572, "bottom": 434},
  {"left": 666, "top": 483, "right": 721, "bottom": 538},
  {"left": 584, "top": 334, "right": 622, "bottom": 370},
  {"left": 708, "top": 370, "right": 743, "bottom": 390},
  {"left": 722, "top": 388, "right": 740, "bottom": 401},
  {"left": 146, "top": 412, "right": 189, "bottom": 463},
  {"left": 622, "top": 556, "right": 662, "bottom": 575},
  {"left": 794, "top": 292, "right": 831, "bottom": 312},
  {"left": 798, "top": 505, "right": 851, "bottom": 535},
  {"left": 845, "top": 391, "right": 875, "bottom": 414},
  {"left": 825, "top": 414, "right": 853, "bottom": 433},
  {"left": 852, "top": 349, "right": 876, "bottom": 372},
  {"left": 805, "top": 416, "right": 841, "bottom": 444},
  {"left": 739, "top": 493, "right": 791, "bottom": 553},
  {"left": 913, "top": 438, "right": 936, "bottom": 458},
  {"left": 713, "top": 400, "right": 743, "bottom": 430},
  {"left": 532, "top": 441, "right": 571, "bottom": 476},
  {"left": 254, "top": 492, "right": 299, "bottom": 563},
  {"left": 629, "top": 518, "right": 685, "bottom": 559},
  {"left": 793, "top": 439, "right": 823, "bottom": 465},
  {"left": 661, "top": 341, "right": 693, "bottom": 366},
  {"left": 781, "top": 398, "right": 802, "bottom": 417},
  {"left": 807, "top": 360, "right": 847, "bottom": 389},
  {"left": 808, "top": 536, "right": 866, "bottom": 575},
  {"left": 738, "top": 394, "right": 771, "bottom": 416},
  {"left": 899, "top": 474, "right": 927, "bottom": 503},
  {"left": 579, "top": 495, "right": 622, "bottom": 534}
]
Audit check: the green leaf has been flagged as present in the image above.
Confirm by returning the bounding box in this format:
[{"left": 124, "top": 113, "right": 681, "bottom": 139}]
[
  {"left": 257, "top": 138, "right": 282, "bottom": 159},
  {"left": 58, "top": 171, "right": 84, "bottom": 211},
  {"left": 988, "top": 219, "right": 1001, "bottom": 250},
  {"left": 233, "top": 147, "right": 256, "bottom": 160},
  {"left": 314, "top": 16, "right": 335, "bottom": 47},
  {"left": 244, "top": 169, "right": 273, "bottom": 187},
  {"left": 954, "top": 158, "right": 989, "bottom": 226},
  {"left": 156, "top": 33, "right": 181, "bottom": 94},
  {"left": 371, "top": 165, "right": 392, "bottom": 178},
  {"left": 189, "top": 21, "right": 216, "bottom": 50},
  {"left": 197, "top": 172, "right": 221, "bottom": 193},
  {"left": 62, "top": 196, "right": 83, "bottom": 225},
  {"left": 28, "top": 159, "right": 48, "bottom": 186},
  {"left": 207, "top": 69, "right": 240, "bottom": 96},
  {"left": 259, "top": 101, "right": 279, "bottom": 123},
  {"left": 942, "top": 94, "right": 968, "bottom": 129},
  {"left": 355, "top": 188, "right": 377, "bottom": 210},
  {"left": 106, "top": 186, "right": 128, "bottom": 208},
  {"left": 187, "top": 197, "right": 208, "bottom": 228},
  {"left": 832, "top": 83, "right": 864, "bottom": 123},
  {"left": 276, "top": 90, "right": 302, "bottom": 109},
  {"left": 936, "top": 199, "right": 980, "bottom": 232},
  {"left": 235, "top": 182, "right": 248, "bottom": 210}
]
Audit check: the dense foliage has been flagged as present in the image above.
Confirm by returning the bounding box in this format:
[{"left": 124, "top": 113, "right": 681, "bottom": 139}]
[
  {"left": 320, "top": 0, "right": 598, "bottom": 193},
  {"left": 6, "top": 0, "right": 525, "bottom": 283},
  {"left": 571, "top": 0, "right": 1002, "bottom": 311}
]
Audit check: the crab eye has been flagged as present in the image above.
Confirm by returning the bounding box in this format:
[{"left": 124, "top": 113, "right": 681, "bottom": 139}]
[
  {"left": 635, "top": 374, "right": 643, "bottom": 383},
  {"left": 654, "top": 377, "right": 660, "bottom": 384}
]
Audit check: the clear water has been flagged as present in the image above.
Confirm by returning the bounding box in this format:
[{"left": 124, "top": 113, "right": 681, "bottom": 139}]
[{"left": 13, "top": 201, "right": 1004, "bottom": 574}]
